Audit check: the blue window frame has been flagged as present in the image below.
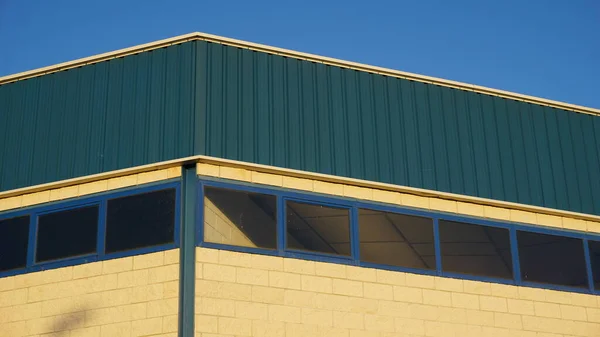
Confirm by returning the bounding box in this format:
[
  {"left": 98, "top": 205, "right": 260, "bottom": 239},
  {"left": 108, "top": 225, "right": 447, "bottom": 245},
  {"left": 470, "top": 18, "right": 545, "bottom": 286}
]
[
  {"left": 0, "top": 180, "right": 181, "bottom": 278},
  {"left": 197, "top": 176, "right": 600, "bottom": 295}
]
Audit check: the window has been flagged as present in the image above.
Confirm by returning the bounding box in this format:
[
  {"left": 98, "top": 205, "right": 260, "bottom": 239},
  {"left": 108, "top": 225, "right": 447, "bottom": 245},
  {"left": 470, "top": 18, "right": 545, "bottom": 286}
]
[
  {"left": 0, "top": 216, "right": 30, "bottom": 272},
  {"left": 359, "top": 209, "right": 435, "bottom": 270},
  {"left": 286, "top": 201, "right": 351, "bottom": 256},
  {"left": 204, "top": 186, "right": 277, "bottom": 249},
  {"left": 588, "top": 241, "right": 600, "bottom": 290},
  {"left": 36, "top": 206, "right": 99, "bottom": 263},
  {"left": 518, "top": 231, "right": 587, "bottom": 288},
  {"left": 106, "top": 188, "right": 176, "bottom": 254},
  {"left": 439, "top": 220, "right": 513, "bottom": 279}
]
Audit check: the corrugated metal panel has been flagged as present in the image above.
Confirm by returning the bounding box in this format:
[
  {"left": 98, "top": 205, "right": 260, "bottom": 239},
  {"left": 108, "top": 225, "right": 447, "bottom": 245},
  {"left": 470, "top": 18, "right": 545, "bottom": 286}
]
[
  {"left": 1, "top": 39, "right": 598, "bottom": 216},
  {"left": 0, "top": 42, "right": 196, "bottom": 191},
  {"left": 196, "top": 41, "right": 600, "bottom": 216}
]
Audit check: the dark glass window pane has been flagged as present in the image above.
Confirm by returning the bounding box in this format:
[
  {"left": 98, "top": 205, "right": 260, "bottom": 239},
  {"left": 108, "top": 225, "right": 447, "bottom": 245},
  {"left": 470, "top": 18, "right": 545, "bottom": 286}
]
[
  {"left": 286, "top": 201, "right": 350, "bottom": 256},
  {"left": 359, "top": 209, "right": 435, "bottom": 270},
  {"left": 36, "top": 206, "right": 98, "bottom": 262},
  {"left": 589, "top": 241, "right": 600, "bottom": 290},
  {"left": 106, "top": 189, "right": 176, "bottom": 254},
  {"left": 440, "top": 220, "right": 513, "bottom": 279},
  {"left": 518, "top": 231, "right": 587, "bottom": 288},
  {"left": 204, "top": 186, "right": 277, "bottom": 249},
  {"left": 0, "top": 216, "right": 30, "bottom": 272}
]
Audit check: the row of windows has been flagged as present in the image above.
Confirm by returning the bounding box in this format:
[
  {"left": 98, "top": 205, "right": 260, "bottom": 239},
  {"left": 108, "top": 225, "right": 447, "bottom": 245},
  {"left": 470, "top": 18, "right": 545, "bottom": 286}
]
[
  {"left": 0, "top": 176, "right": 598, "bottom": 295},
  {"left": 200, "top": 182, "right": 600, "bottom": 293},
  {"left": 0, "top": 184, "right": 178, "bottom": 274}
]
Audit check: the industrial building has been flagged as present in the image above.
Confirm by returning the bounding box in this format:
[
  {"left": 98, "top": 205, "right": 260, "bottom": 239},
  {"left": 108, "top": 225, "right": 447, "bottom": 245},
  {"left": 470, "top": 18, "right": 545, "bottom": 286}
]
[{"left": 1, "top": 32, "right": 600, "bottom": 337}]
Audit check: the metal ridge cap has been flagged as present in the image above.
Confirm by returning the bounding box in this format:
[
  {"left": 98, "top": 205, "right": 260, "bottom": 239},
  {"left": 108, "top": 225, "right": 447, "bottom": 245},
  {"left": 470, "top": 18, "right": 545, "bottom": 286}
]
[
  {"left": 1, "top": 31, "right": 598, "bottom": 116},
  {"left": 0, "top": 32, "right": 201, "bottom": 84}
]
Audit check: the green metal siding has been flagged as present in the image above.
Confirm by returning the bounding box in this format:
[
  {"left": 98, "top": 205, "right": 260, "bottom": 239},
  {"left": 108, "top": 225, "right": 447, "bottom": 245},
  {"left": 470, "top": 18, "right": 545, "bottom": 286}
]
[
  {"left": 195, "top": 41, "right": 600, "bottom": 216},
  {"left": 1, "top": 39, "right": 599, "bottom": 217},
  {"left": 0, "top": 42, "right": 196, "bottom": 191}
]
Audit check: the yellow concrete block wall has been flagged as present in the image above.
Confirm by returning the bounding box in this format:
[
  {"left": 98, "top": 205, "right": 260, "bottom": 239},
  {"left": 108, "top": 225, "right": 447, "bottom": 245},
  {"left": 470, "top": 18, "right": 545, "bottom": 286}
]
[
  {"left": 0, "top": 167, "right": 181, "bottom": 212},
  {"left": 0, "top": 249, "right": 180, "bottom": 337},
  {"left": 195, "top": 247, "right": 600, "bottom": 337}
]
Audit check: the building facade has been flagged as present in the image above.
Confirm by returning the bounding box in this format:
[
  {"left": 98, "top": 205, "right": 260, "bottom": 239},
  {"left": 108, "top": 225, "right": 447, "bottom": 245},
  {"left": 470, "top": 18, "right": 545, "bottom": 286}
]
[{"left": 1, "top": 32, "right": 600, "bottom": 337}]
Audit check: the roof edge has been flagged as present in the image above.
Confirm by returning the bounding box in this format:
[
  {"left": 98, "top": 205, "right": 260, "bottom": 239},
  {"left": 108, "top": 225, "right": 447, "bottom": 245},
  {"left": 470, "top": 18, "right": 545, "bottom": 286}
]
[{"left": 1, "top": 31, "right": 598, "bottom": 116}]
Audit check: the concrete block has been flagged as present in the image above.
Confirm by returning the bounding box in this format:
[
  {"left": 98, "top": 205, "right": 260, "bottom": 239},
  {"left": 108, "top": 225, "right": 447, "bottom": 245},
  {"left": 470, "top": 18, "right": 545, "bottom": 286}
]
[
  {"left": 479, "top": 296, "right": 507, "bottom": 312},
  {"left": 236, "top": 267, "right": 269, "bottom": 286},
  {"left": 203, "top": 264, "right": 236, "bottom": 282},
  {"left": 434, "top": 277, "right": 463, "bottom": 292},
  {"left": 133, "top": 251, "right": 165, "bottom": 270},
  {"left": 333, "top": 311, "right": 364, "bottom": 329},
  {"left": 0, "top": 196, "right": 22, "bottom": 211},
  {"left": 509, "top": 209, "right": 537, "bottom": 224},
  {"left": 78, "top": 180, "right": 108, "bottom": 196},
  {"left": 73, "top": 262, "right": 103, "bottom": 279},
  {"left": 282, "top": 176, "right": 314, "bottom": 191},
  {"left": 534, "top": 302, "right": 561, "bottom": 318},
  {"left": 507, "top": 299, "right": 535, "bottom": 315},
  {"left": 196, "top": 163, "right": 220, "bottom": 177},
  {"left": 137, "top": 170, "right": 169, "bottom": 184},
  {"left": 198, "top": 297, "right": 235, "bottom": 317},
  {"left": 378, "top": 300, "right": 410, "bottom": 318},
  {"left": 394, "top": 317, "right": 425, "bottom": 335},
  {"left": 107, "top": 175, "right": 138, "bottom": 190},
  {"left": 219, "top": 167, "right": 251, "bottom": 182},
  {"left": 400, "top": 194, "right": 429, "bottom": 209},
  {"left": 345, "top": 266, "right": 376, "bottom": 282},
  {"left": 562, "top": 217, "right": 587, "bottom": 231},
  {"left": 251, "top": 171, "right": 283, "bottom": 187},
  {"left": 195, "top": 314, "right": 218, "bottom": 333},
  {"left": 364, "top": 314, "right": 395, "bottom": 332},
  {"left": 315, "top": 262, "right": 346, "bottom": 278},
  {"left": 235, "top": 301, "right": 268, "bottom": 320},
  {"left": 375, "top": 269, "right": 406, "bottom": 286},
  {"left": 147, "top": 298, "right": 178, "bottom": 317},
  {"left": 103, "top": 257, "right": 133, "bottom": 274},
  {"left": 284, "top": 289, "right": 317, "bottom": 308},
  {"left": 429, "top": 198, "right": 457, "bottom": 213},
  {"left": 456, "top": 202, "right": 485, "bottom": 217},
  {"left": 251, "top": 319, "right": 286, "bottom": 337},
  {"left": 284, "top": 259, "right": 315, "bottom": 275},
  {"left": 301, "top": 275, "right": 333, "bottom": 294},
  {"left": 494, "top": 312, "right": 523, "bottom": 329},
  {"left": 332, "top": 279, "right": 363, "bottom": 297},
  {"left": 393, "top": 286, "right": 423, "bottom": 303},
  {"left": 268, "top": 305, "right": 302, "bottom": 323},
  {"left": 362, "top": 282, "right": 393, "bottom": 300},
  {"left": 343, "top": 185, "right": 373, "bottom": 200},
  {"left": 21, "top": 190, "right": 51, "bottom": 207},
  {"left": 148, "top": 264, "right": 179, "bottom": 284},
  {"left": 483, "top": 206, "right": 510, "bottom": 220},
  {"left": 462, "top": 280, "right": 491, "bottom": 295},
  {"left": 313, "top": 181, "right": 344, "bottom": 196},
  {"left": 302, "top": 307, "right": 333, "bottom": 327},
  {"left": 252, "top": 286, "right": 284, "bottom": 304},
  {"left": 269, "top": 271, "right": 301, "bottom": 290},
  {"left": 405, "top": 273, "right": 435, "bottom": 289},
  {"left": 451, "top": 293, "right": 479, "bottom": 309},
  {"left": 536, "top": 213, "right": 563, "bottom": 229},
  {"left": 422, "top": 289, "right": 452, "bottom": 306}
]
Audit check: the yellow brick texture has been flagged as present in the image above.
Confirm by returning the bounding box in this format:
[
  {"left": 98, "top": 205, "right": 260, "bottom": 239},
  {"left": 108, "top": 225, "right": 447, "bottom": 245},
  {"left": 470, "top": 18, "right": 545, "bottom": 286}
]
[
  {"left": 0, "top": 249, "right": 179, "bottom": 337},
  {"left": 0, "top": 167, "right": 179, "bottom": 212},
  {"left": 194, "top": 247, "right": 600, "bottom": 337}
]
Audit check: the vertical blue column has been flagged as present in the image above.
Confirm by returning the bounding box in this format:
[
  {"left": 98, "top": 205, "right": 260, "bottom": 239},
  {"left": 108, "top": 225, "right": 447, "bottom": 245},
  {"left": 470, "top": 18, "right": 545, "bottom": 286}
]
[
  {"left": 433, "top": 218, "right": 442, "bottom": 275},
  {"left": 179, "top": 165, "right": 197, "bottom": 337}
]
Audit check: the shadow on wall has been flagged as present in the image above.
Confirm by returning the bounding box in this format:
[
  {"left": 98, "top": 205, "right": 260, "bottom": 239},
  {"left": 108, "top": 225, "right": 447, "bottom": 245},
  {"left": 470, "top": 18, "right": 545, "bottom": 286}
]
[{"left": 49, "top": 303, "right": 94, "bottom": 336}]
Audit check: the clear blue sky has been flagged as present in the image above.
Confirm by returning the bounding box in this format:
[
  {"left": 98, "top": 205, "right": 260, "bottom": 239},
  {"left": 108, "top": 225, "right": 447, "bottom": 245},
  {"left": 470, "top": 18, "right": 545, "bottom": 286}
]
[{"left": 1, "top": 0, "right": 598, "bottom": 108}]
